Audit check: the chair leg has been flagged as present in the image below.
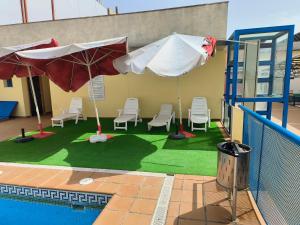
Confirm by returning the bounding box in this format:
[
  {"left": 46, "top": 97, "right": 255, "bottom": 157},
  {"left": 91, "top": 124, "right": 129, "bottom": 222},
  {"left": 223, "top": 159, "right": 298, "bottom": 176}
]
[
  {"left": 167, "top": 122, "right": 170, "bottom": 132},
  {"left": 191, "top": 122, "right": 194, "bottom": 131},
  {"left": 148, "top": 124, "right": 151, "bottom": 131},
  {"left": 205, "top": 122, "right": 207, "bottom": 132},
  {"left": 188, "top": 118, "right": 190, "bottom": 127},
  {"left": 125, "top": 122, "right": 127, "bottom": 131}
]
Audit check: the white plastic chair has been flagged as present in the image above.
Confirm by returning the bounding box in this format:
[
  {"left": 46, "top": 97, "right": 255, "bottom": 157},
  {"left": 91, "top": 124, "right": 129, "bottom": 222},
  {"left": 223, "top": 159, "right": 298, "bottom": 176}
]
[
  {"left": 51, "top": 97, "right": 85, "bottom": 128},
  {"left": 148, "top": 104, "right": 175, "bottom": 132},
  {"left": 188, "top": 97, "right": 211, "bottom": 132},
  {"left": 114, "top": 98, "right": 142, "bottom": 130}
]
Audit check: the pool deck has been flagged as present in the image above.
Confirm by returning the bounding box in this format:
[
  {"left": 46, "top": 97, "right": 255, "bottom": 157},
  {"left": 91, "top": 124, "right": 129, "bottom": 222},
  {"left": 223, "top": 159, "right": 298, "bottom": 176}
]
[{"left": 0, "top": 163, "right": 262, "bottom": 225}]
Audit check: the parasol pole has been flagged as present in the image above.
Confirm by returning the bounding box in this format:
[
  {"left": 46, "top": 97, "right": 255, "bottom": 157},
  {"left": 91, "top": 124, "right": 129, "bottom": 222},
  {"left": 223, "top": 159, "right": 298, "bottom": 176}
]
[
  {"left": 27, "top": 65, "right": 43, "bottom": 134},
  {"left": 177, "top": 77, "right": 183, "bottom": 130},
  {"left": 87, "top": 64, "right": 102, "bottom": 134}
]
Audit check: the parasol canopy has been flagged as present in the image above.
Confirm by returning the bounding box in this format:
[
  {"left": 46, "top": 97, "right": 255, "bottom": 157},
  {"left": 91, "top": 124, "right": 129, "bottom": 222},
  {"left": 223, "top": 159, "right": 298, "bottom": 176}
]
[
  {"left": 113, "top": 33, "right": 216, "bottom": 138},
  {"left": 113, "top": 33, "right": 216, "bottom": 76},
  {"left": 17, "top": 37, "right": 128, "bottom": 135},
  {"left": 0, "top": 38, "right": 59, "bottom": 139}
]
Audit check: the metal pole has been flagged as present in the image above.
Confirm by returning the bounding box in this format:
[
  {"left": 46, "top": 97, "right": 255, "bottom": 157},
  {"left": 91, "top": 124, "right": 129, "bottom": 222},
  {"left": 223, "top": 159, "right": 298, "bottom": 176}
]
[
  {"left": 20, "top": 0, "right": 25, "bottom": 23},
  {"left": 51, "top": 0, "right": 55, "bottom": 20},
  {"left": 87, "top": 64, "right": 101, "bottom": 134},
  {"left": 176, "top": 77, "right": 183, "bottom": 126},
  {"left": 27, "top": 66, "right": 42, "bottom": 133},
  {"left": 232, "top": 156, "right": 238, "bottom": 223},
  {"left": 23, "top": 0, "right": 28, "bottom": 23}
]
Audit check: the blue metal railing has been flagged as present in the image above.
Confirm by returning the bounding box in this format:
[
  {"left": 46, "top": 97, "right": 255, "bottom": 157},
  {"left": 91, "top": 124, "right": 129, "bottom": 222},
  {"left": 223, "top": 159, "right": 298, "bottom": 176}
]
[{"left": 239, "top": 105, "right": 300, "bottom": 225}]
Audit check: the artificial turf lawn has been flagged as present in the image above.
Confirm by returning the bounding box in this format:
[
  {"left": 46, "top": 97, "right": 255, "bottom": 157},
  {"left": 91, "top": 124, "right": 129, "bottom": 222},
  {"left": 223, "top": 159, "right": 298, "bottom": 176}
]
[{"left": 0, "top": 118, "right": 224, "bottom": 176}]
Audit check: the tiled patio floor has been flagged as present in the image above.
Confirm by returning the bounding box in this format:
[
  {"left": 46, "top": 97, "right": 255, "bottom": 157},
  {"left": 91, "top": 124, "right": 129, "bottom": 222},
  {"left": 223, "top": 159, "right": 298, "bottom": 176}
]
[
  {"left": 0, "top": 115, "right": 52, "bottom": 141},
  {"left": 0, "top": 164, "right": 261, "bottom": 225}
]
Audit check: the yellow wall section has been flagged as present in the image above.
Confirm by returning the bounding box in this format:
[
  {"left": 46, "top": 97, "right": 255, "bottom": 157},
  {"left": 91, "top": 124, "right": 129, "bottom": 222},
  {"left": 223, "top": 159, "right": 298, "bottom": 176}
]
[
  {"left": 50, "top": 49, "right": 226, "bottom": 119},
  {"left": 0, "top": 77, "right": 31, "bottom": 117},
  {"left": 231, "top": 106, "right": 244, "bottom": 143}
]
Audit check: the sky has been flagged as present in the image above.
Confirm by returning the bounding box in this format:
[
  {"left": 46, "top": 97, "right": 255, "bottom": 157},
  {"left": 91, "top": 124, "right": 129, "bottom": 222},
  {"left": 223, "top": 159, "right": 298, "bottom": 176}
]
[{"left": 0, "top": 0, "right": 299, "bottom": 37}]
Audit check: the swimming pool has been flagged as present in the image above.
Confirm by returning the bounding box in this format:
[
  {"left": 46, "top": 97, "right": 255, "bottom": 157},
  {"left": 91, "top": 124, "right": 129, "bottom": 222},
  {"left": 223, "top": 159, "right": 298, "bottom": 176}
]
[{"left": 0, "top": 184, "right": 111, "bottom": 225}]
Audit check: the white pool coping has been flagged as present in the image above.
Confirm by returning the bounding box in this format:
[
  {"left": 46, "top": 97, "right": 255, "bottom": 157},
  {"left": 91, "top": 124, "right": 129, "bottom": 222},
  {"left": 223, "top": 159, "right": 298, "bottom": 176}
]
[{"left": 0, "top": 162, "right": 167, "bottom": 177}]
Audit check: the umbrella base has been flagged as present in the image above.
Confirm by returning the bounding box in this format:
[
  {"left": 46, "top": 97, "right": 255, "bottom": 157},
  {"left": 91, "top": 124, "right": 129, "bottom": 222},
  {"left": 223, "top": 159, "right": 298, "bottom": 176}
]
[
  {"left": 32, "top": 131, "right": 55, "bottom": 139},
  {"left": 89, "top": 133, "right": 113, "bottom": 143},
  {"left": 14, "top": 136, "right": 34, "bottom": 143},
  {"left": 180, "top": 130, "right": 196, "bottom": 138},
  {"left": 168, "top": 132, "right": 186, "bottom": 140}
]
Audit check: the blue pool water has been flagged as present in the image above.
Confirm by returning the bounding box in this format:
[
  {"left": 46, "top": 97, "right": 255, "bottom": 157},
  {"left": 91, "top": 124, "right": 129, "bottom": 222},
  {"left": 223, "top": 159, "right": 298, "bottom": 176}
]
[{"left": 0, "top": 196, "right": 102, "bottom": 225}]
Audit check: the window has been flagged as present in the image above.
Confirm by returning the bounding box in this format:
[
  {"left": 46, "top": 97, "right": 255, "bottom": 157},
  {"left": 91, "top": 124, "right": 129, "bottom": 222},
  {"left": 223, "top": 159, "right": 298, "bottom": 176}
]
[
  {"left": 88, "top": 76, "right": 105, "bottom": 101},
  {"left": 3, "top": 79, "right": 13, "bottom": 88}
]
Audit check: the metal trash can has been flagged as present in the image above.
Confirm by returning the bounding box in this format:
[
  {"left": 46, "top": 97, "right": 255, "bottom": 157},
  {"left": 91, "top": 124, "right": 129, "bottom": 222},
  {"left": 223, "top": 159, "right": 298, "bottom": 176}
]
[{"left": 216, "top": 141, "right": 251, "bottom": 190}]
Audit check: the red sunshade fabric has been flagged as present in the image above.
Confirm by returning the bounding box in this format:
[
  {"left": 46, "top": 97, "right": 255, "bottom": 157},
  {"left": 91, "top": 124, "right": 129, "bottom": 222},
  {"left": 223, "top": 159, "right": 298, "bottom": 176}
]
[
  {"left": 17, "top": 37, "right": 128, "bottom": 92},
  {"left": 0, "top": 39, "right": 58, "bottom": 80},
  {"left": 203, "top": 36, "right": 217, "bottom": 57}
]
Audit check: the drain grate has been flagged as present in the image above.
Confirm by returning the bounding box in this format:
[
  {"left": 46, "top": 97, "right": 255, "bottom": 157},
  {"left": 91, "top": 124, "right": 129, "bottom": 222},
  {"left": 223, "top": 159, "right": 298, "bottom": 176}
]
[{"left": 151, "top": 175, "right": 174, "bottom": 225}]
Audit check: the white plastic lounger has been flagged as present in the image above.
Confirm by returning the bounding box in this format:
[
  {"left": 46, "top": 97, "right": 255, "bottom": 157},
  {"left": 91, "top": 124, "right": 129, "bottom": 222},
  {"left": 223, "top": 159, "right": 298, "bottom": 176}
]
[
  {"left": 148, "top": 104, "right": 175, "bottom": 132},
  {"left": 51, "top": 97, "right": 85, "bottom": 128},
  {"left": 114, "top": 98, "right": 141, "bottom": 130},
  {"left": 188, "top": 97, "right": 211, "bottom": 132}
]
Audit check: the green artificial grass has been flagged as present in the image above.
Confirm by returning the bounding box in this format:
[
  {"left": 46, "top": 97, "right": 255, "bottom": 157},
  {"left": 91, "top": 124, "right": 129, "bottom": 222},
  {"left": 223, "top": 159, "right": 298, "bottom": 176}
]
[{"left": 0, "top": 118, "right": 224, "bottom": 176}]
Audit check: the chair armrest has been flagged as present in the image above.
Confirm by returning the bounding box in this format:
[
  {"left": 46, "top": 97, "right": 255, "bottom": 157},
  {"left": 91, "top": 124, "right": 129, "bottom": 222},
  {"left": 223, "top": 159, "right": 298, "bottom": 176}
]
[
  {"left": 171, "top": 112, "right": 176, "bottom": 124},
  {"left": 117, "top": 109, "right": 123, "bottom": 116},
  {"left": 152, "top": 114, "right": 158, "bottom": 120}
]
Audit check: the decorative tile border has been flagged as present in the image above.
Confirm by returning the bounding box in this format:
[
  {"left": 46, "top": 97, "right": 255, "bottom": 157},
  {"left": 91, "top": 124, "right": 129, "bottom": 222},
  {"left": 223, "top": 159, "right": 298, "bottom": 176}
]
[{"left": 0, "top": 184, "right": 111, "bottom": 206}]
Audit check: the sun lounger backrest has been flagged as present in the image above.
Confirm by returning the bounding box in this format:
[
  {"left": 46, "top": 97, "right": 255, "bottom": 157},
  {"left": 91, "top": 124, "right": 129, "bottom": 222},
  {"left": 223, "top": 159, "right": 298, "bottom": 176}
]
[
  {"left": 191, "top": 97, "right": 207, "bottom": 115},
  {"left": 159, "top": 104, "right": 173, "bottom": 116},
  {"left": 123, "top": 98, "right": 139, "bottom": 115},
  {"left": 69, "top": 97, "right": 82, "bottom": 114}
]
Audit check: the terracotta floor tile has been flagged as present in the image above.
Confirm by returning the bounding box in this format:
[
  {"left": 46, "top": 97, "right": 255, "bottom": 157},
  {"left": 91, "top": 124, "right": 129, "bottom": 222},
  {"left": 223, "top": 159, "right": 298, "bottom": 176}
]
[
  {"left": 167, "top": 201, "right": 180, "bottom": 217},
  {"left": 106, "top": 195, "right": 135, "bottom": 212},
  {"left": 90, "top": 172, "right": 113, "bottom": 182},
  {"left": 175, "top": 174, "right": 185, "bottom": 180},
  {"left": 179, "top": 202, "right": 205, "bottom": 221},
  {"left": 182, "top": 180, "right": 203, "bottom": 191},
  {"left": 23, "top": 169, "right": 61, "bottom": 187},
  {"left": 173, "top": 179, "right": 183, "bottom": 190},
  {"left": 130, "top": 199, "right": 157, "bottom": 215},
  {"left": 122, "top": 213, "right": 152, "bottom": 225},
  {"left": 143, "top": 176, "right": 164, "bottom": 187},
  {"left": 183, "top": 175, "right": 204, "bottom": 181},
  {"left": 6, "top": 168, "right": 38, "bottom": 185},
  {"left": 204, "top": 191, "right": 229, "bottom": 207},
  {"left": 138, "top": 186, "right": 161, "bottom": 199},
  {"left": 178, "top": 219, "right": 206, "bottom": 225},
  {"left": 203, "top": 176, "right": 216, "bottom": 182},
  {"left": 206, "top": 205, "right": 232, "bottom": 223},
  {"left": 181, "top": 190, "right": 203, "bottom": 206},
  {"left": 65, "top": 171, "right": 93, "bottom": 185},
  {"left": 165, "top": 216, "right": 179, "bottom": 225},
  {"left": 121, "top": 174, "right": 145, "bottom": 185},
  {"left": 171, "top": 189, "right": 183, "bottom": 202},
  {"left": 41, "top": 171, "right": 72, "bottom": 188},
  {"left": 203, "top": 180, "right": 226, "bottom": 193},
  {"left": 117, "top": 184, "right": 140, "bottom": 198},
  {"left": 96, "top": 182, "right": 120, "bottom": 194},
  {"left": 93, "top": 208, "right": 126, "bottom": 225},
  {"left": 237, "top": 210, "right": 260, "bottom": 225},
  {"left": 103, "top": 174, "right": 127, "bottom": 184}
]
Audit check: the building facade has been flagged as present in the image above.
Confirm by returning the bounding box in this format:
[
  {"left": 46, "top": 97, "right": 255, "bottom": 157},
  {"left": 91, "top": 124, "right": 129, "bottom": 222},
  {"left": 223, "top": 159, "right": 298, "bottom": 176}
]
[{"left": 0, "top": 2, "right": 228, "bottom": 119}]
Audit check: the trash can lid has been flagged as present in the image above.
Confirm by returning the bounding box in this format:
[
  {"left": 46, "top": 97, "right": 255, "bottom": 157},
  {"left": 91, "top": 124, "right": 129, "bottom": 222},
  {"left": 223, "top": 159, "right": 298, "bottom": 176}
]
[{"left": 217, "top": 142, "right": 251, "bottom": 157}]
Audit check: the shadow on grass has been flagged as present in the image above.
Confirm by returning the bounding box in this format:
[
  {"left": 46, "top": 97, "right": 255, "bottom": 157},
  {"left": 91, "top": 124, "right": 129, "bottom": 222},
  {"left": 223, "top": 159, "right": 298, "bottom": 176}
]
[{"left": 0, "top": 118, "right": 224, "bottom": 183}]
